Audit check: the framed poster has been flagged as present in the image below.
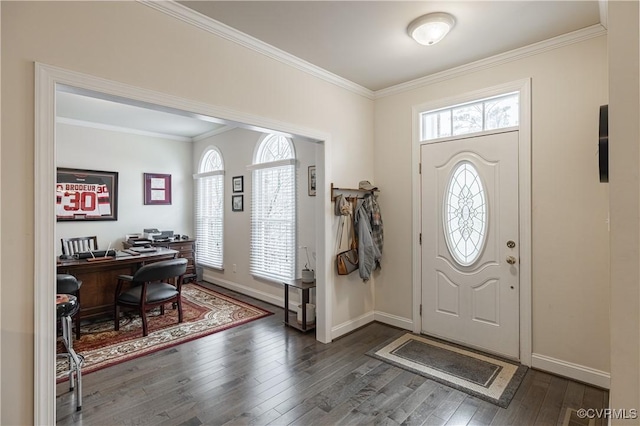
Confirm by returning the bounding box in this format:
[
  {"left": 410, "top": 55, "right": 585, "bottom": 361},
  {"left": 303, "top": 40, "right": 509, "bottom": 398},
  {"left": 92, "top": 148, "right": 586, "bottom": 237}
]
[
  {"left": 232, "top": 194, "right": 244, "bottom": 212},
  {"left": 56, "top": 168, "right": 118, "bottom": 221},
  {"left": 232, "top": 176, "right": 244, "bottom": 193},
  {"left": 144, "top": 173, "right": 172, "bottom": 205},
  {"left": 308, "top": 166, "right": 317, "bottom": 196}
]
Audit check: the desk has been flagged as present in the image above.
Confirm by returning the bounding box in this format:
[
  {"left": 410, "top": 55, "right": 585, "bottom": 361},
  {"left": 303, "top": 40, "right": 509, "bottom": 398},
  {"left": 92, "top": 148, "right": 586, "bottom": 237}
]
[
  {"left": 57, "top": 248, "right": 178, "bottom": 320},
  {"left": 123, "top": 239, "right": 196, "bottom": 282}
]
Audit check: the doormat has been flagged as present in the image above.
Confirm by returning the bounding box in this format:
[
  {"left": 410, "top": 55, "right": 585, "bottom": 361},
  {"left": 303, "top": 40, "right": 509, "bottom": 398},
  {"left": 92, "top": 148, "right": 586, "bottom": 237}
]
[
  {"left": 366, "top": 333, "right": 528, "bottom": 408},
  {"left": 56, "top": 283, "right": 272, "bottom": 381}
]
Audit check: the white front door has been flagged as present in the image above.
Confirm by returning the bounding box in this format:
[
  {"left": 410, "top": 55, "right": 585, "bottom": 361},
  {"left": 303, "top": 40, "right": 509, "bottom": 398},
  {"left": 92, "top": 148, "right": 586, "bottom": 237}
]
[{"left": 421, "top": 130, "right": 520, "bottom": 359}]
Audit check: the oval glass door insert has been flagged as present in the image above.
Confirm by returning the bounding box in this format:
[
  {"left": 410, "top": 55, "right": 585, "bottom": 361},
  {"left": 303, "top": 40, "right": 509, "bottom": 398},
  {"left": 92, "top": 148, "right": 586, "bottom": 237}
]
[{"left": 444, "top": 161, "right": 487, "bottom": 266}]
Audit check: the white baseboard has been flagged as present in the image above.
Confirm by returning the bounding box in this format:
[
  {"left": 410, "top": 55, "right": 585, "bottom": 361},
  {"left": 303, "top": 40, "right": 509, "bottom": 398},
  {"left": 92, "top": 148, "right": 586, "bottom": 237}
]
[
  {"left": 202, "top": 272, "right": 298, "bottom": 312},
  {"left": 196, "top": 279, "right": 612, "bottom": 390},
  {"left": 374, "top": 311, "right": 414, "bottom": 331},
  {"left": 331, "top": 310, "right": 413, "bottom": 340},
  {"left": 331, "top": 311, "right": 375, "bottom": 340},
  {"left": 531, "top": 353, "right": 610, "bottom": 389}
]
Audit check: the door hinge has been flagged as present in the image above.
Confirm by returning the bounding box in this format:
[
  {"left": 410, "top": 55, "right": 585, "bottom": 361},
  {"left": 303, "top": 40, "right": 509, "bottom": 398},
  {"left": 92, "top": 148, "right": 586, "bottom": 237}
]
[
  {"left": 420, "top": 304, "right": 422, "bottom": 316},
  {"left": 419, "top": 163, "right": 422, "bottom": 174},
  {"left": 419, "top": 233, "right": 422, "bottom": 245}
]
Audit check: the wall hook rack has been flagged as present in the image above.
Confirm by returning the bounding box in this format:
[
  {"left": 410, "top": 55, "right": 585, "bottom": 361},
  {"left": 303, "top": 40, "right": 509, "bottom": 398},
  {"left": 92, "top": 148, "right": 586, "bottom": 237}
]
[{"left": 330, "top": 182, "right": 379, "bottom": 202}]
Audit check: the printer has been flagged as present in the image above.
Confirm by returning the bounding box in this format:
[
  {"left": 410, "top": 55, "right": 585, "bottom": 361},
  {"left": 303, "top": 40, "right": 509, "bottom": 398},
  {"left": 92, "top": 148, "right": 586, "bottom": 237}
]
[
  {"left": 143, "top": 228, "right": 174, "bottom": 242},
  {"left": 143, "top": 228, "right": 162, "bottom": 240}
]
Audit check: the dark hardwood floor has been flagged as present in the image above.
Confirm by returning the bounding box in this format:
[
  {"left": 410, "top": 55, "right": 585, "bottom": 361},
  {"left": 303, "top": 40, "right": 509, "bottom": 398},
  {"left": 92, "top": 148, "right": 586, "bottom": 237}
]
[{"left": 57, "top": 282, "right": 609, "bottom": 425}]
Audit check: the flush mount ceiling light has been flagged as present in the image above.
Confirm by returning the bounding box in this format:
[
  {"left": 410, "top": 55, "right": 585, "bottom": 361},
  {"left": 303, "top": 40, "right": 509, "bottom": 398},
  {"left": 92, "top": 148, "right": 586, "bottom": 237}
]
[{"left": 408, "top": 12, "right": 456, "bottom": 46}]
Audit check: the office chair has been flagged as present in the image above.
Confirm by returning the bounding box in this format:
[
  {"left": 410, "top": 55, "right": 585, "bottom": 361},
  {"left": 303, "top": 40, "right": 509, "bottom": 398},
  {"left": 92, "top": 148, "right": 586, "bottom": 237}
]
[
  {"left": 57, "top": 274, "right": 82, "bottom": 340},
  {"left": 114, "top": 258, "right": 188, "bottom": 337},
  {"left": 61, "top": 236, "right": 98, "bottom": 257}
]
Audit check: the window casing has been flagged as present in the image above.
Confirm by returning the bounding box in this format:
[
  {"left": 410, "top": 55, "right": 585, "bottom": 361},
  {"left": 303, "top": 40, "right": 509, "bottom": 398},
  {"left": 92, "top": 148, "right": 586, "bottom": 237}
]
[
  {"left": 250, "top": 134, "right": 296, "bottom": 282},
  {"left": 194, "top": 148, "right": 224, "bottom": 269}
]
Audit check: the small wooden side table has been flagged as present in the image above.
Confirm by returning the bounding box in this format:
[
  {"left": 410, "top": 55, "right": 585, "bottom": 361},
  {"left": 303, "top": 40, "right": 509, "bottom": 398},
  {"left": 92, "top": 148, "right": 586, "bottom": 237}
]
[{"left": 283, "top": 279, "right": 316, "bottom": 332}]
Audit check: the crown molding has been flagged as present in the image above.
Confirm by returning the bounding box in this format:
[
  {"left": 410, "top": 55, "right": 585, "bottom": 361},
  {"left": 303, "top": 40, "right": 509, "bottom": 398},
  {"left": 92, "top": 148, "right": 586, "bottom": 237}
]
[
  {"left": 192, "top": 125, "right": 237, "bottom": 142},
  {"left": 139, "top": 0, "right": 375, "bottom": 100},
  {"left": 598, "top": 0, "right": 608, "bottom": 30},
  {"left": 56, "top": 117, "right": 193, "bottom": 142},
  {"left": 375, "top": 24, "right": 607, "bottom": 99}
]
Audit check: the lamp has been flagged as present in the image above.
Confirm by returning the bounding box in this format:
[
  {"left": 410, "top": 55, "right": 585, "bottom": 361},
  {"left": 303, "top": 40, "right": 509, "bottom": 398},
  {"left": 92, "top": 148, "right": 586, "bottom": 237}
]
[{"left": 408, "top": 12, "right": 455, "bottom": 46}]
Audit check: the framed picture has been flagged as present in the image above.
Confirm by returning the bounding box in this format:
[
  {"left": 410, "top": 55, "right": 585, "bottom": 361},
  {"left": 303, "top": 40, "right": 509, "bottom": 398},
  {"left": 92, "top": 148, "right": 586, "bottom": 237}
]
[
  {"left": 144, "top": 173, "right": 172, "bottom": 205},
  {"left": 232, "top": 175, "right": 244, "bottom": 193},
  {"left": 308, "top": 165, "right": 317, "bottom": 196},
  {"left": 232, "top": 194, "right": 244, "bottom": 212},
  {"left": 56, "top": 168, "right": 118, "bottom": 221}
]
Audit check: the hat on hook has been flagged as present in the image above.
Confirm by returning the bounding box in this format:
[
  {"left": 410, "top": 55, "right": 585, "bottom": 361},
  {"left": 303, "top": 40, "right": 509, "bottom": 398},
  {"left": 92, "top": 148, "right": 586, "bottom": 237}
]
[{"left": 358, "top": 180, "right": 378, "bottom": 191}]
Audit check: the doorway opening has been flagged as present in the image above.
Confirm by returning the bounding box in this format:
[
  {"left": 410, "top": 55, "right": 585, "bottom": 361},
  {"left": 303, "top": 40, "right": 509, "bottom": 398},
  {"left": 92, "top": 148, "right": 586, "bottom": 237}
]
[{"left": 35, "top": 63, "right": 332, "bottom": 423}]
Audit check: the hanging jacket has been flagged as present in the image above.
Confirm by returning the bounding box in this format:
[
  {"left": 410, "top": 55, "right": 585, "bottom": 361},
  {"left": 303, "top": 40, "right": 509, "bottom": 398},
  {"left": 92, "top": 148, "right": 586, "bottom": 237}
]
[
  {"left": 363, "top": 193, "right": 383, "bottom": 267},
  {"left": 355, "top": 198, "right": 381, "bottom": 281}
]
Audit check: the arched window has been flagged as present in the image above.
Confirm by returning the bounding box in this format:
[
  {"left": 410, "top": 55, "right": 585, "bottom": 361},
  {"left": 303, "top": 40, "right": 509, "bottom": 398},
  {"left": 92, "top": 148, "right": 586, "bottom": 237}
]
[
  {"left": 249, "top": 134, "right": 296, "bottom": 281},
  {"left": 194, "top": 147, "right": 224, "bottom": 269}
]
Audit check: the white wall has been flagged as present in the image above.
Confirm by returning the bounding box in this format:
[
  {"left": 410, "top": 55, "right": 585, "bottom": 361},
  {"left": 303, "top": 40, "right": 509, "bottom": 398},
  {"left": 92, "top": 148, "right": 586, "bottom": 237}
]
[
  {"left": 55, "top": 122, "right": 193, "bottom": 254},
  {"left": 374, "top": 35, "right": 610, "bottom": 381},
  {"left": 608, "top": 1, "right": 640, "bottom": 422},
  {"left": 193, "top": 127, "right": 319, "bottom": 307},
  {"left": 1, "top": 2, "right": 374, "bottom": 424}
]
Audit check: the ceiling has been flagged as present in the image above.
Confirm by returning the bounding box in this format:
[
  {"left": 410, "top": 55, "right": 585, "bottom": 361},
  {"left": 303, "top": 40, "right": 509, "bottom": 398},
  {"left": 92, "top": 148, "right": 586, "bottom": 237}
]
[
  {"left": 58, "top": 1, "right": 604, "bottom": 138},
  {"left": 56, "top": 87, "right": 230, "bottom": 141},
  {"left": 180, "top": 1, "right": 603, "bottom": 91},
  {"left": 57, "top": 90, "right": 229, "bottom": 140}
]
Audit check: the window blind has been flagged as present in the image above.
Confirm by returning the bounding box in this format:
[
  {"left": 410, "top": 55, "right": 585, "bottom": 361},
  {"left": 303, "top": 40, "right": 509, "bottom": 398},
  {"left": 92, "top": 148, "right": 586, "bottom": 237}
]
[
  {"left": 195, "top": 173, "right": 224, "bottom": 269},
  {"left": 250, "top": 164, "right": 296, "bottom": 282}
]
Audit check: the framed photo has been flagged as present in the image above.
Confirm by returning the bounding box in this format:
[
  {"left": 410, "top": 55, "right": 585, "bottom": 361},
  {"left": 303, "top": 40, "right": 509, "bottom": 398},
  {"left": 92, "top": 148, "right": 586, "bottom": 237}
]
[
  {"left": 144, "top": 173, "right": 172, "bottom": 205},
  {"left": 308, "top": 165, "right": 317, "bottom": 196},
  {"left": 56, "top": 168, "right": 118, "bottom": 221},
  {"left": 232, "top": 175, "right": 244, "bottom": 193},
  {"left": 232, "top": 194, "right": 244, "bottom": 212}
]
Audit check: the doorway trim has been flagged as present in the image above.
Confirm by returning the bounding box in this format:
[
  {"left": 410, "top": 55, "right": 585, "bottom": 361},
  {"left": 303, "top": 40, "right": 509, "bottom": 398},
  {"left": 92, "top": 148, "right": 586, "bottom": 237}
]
[
  {"left": 411, "top": 78, "right": 532, "bottom": 365},
  {"left": 35, "top": 63, "right": 332, "bottom": 424}
]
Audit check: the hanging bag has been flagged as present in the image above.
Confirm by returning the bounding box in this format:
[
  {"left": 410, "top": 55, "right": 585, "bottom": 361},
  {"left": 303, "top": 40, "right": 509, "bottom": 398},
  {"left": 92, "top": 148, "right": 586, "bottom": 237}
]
[{"left": 336, "top": 212, "right": 359, "bottom": 275}]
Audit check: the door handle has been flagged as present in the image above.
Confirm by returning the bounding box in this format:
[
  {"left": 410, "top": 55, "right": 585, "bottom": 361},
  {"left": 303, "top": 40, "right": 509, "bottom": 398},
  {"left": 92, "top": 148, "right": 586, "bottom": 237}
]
[{"left": 506, "top": 256, "right": 517, "bottom": 265}]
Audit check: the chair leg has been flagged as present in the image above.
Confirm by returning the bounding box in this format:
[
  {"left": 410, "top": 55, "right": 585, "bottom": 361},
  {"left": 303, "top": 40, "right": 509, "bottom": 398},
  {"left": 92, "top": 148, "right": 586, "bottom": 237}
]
[
  {"left": 114, "top": 305, "right": 120, "bottom": 331},
  {"left": 74, "top": 357, "right": 83, "bottom": 411},
  {"left": 141, "top": 310, "right": 148, "bottom": 337},
  {"left": 177, "top": 298, "right": 183, "bottom": 324},
  {"left": 63, "top": 316, "right": 75, "bottom": 391},
  {"left": 64, "top": 314, "right": 83, "bottom": 411}
]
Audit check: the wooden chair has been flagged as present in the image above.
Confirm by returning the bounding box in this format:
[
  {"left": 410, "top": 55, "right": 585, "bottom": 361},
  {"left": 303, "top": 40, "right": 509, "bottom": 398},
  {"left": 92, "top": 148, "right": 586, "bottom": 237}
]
[
  {"left": 61, "top": 236, "right": 98, "bottom": 257},
  {"left": 114, "top": 258, "right": 188, "bottom": 337}
]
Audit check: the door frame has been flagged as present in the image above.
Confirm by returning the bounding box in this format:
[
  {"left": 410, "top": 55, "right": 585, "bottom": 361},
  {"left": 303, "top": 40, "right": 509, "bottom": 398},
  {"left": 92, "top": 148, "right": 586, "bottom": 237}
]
[
  {"left": 411, "top": 79, "right": 532, "bottom": 365},
  {"left": 34, "top": 63, "right": 332, "bottom": 424}
]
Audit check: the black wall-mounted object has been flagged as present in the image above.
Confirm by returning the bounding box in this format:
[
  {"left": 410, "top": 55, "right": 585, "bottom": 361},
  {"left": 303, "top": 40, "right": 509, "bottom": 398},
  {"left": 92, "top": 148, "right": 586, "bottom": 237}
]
[{"left": 599, "top": 104, "right": 609, "bottom": 183}]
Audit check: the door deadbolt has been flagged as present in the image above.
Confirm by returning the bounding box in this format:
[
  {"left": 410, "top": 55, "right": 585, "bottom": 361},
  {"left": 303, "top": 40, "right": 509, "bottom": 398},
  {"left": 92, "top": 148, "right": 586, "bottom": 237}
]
[
  {"left": 506, "top": 240, "right": 516, "bottom": 248},
  {"left": 506, "top": 256, "right": 517, "bottom": 265}
]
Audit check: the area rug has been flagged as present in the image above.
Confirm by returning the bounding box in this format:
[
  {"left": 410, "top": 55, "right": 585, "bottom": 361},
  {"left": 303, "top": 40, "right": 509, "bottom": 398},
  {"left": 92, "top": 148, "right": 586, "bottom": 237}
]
[
  {"left": 56, "top": 283, "right": 272, "bottom": 381},
  {"left": 366, "top": 333, "right": 528, "bottom": 408}
]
